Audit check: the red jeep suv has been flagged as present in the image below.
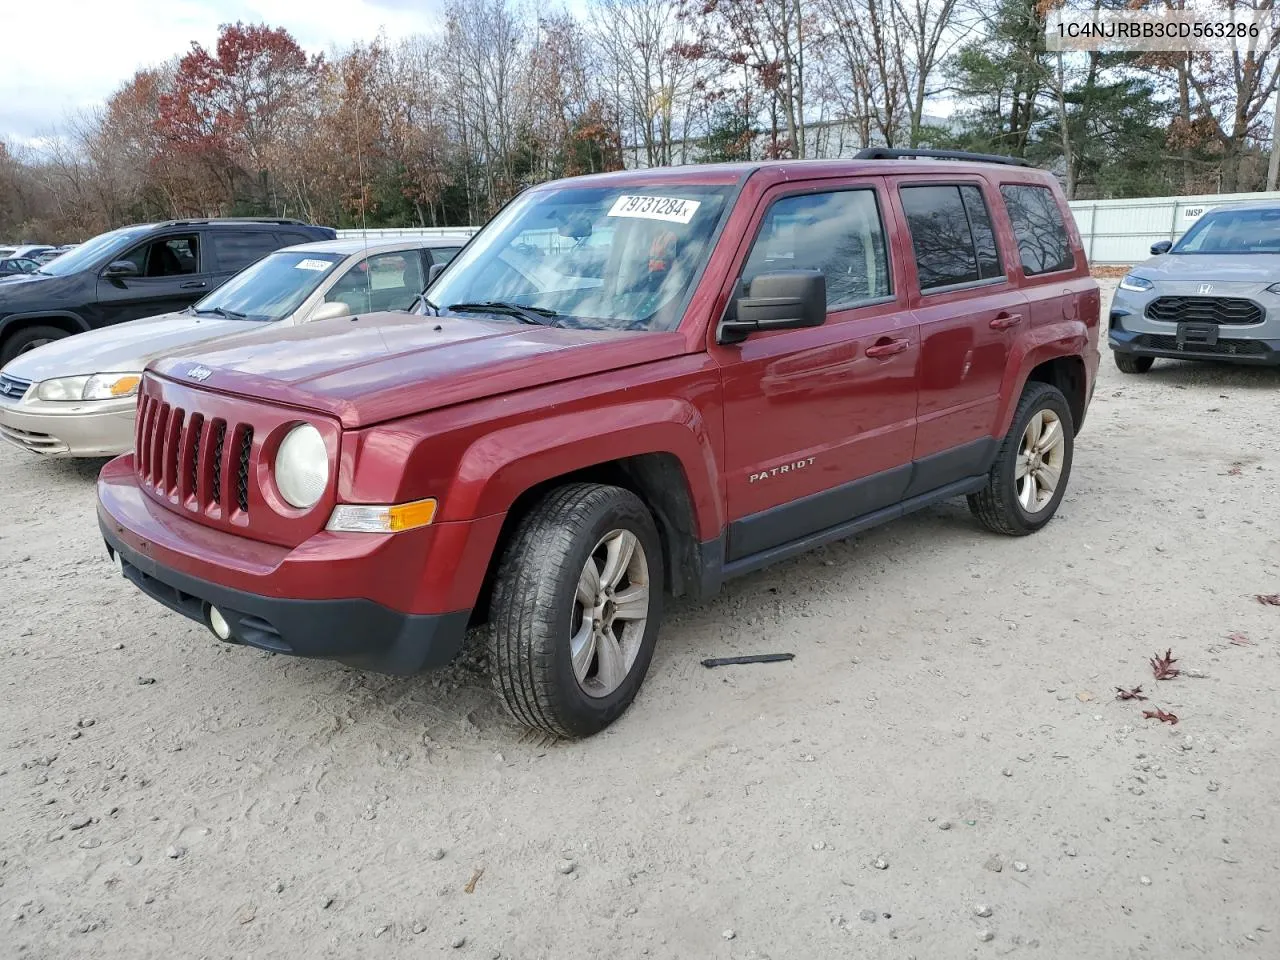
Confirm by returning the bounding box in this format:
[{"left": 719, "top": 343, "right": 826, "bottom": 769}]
[{"left": 98, "top": 150, "right": 1100, "bottom": 738}]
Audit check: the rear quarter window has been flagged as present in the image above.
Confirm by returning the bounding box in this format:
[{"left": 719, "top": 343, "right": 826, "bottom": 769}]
[{"left": 1000, "top": 184, "right": 1075, "bottom": 276}]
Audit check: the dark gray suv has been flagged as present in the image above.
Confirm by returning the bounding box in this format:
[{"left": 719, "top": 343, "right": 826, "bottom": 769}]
[
  {"left": 1109, "top": 201, "right": 1280, "bottom": 372},
  {"left": 0, "top": 218, "right": 335, "bottom": 365}
]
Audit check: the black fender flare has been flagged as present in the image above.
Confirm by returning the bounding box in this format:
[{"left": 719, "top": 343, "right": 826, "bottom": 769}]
[{"left": 0, "top": 310, "right": 91, "bottom": 339}]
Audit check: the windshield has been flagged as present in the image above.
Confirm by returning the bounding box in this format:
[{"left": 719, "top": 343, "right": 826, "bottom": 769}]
[
  {"left": 193, "top": 250, "right": 345, "bottom": 321},
  {"left": 1174, "top": 208, "right": 1280, "bottom": 254},
  {"left": 37, "top": 227, "right": 150, "bottom": 276},
  {"left": 428, "top": 183, "right": 734, "bottom": 331}
]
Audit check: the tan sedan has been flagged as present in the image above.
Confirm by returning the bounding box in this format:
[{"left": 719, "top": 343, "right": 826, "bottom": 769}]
[{"left": 0, "top": 235, "right": 469, "bottom": 457}]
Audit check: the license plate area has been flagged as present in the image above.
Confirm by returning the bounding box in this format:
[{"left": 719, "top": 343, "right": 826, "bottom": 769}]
[{"left": 1176, "top": 322, "right": 1218, "bottom": 348}]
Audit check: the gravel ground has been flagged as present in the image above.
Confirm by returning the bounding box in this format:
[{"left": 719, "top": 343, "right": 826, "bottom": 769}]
[{"left": 3, "top": 278, "right": 1280, "bottom": 959}]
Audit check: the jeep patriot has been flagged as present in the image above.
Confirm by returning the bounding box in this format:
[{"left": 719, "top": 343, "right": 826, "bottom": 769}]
[{"left": 98, "top": 150, "right": 1100, "bottom": 738}]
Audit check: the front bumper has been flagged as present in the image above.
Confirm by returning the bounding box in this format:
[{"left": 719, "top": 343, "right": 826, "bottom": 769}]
[
  {"left": 97, "top": 455, "right": 484, "bottom": 675},
  {"left": 1109, "top": 326, "right": 1280, "bottom": 366},
  {"left": 0, "top": 396, "right": 135, "bottom": 457}
]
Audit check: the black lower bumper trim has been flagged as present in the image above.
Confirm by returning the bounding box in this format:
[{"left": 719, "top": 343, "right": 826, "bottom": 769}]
[
  {"left": 1109, "top": 329, "right": 1280, "bottom": 366},
  {"left": 101, "top": 520, "right": 470, "bottom": 675}
]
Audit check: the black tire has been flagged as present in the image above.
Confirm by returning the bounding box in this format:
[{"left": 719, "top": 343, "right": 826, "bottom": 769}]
[
  {"left": 488, "top": 483, "right": 664, "bottom": 739},
  {"left": 968, "top": 382, "right": 1074, "bottom": 536},
  {"left": 1114, "top": 352, "right": 1154, "bottom": 374},
  {"left": 0, "top": 325, "right": 68, "bottom": 366}
]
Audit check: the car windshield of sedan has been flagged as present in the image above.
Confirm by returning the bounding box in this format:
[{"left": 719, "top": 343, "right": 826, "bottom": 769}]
[
  {"left": 1174, "top": 208, "right": 1280, "bottom": 254},
  {"left": 427, "top": 184, "right": 733, "bottom": 331},
  {"left": 192, "top": 250, "right": 345, "bottom": 321}
]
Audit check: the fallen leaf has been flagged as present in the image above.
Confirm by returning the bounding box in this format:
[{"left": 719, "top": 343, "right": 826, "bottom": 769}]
[
  {"left": 1142, "top": 707, "right": 1179, "bottom": 725},
  {"left": 1150, "top": 648, "right": 1180, "bottom": 680},
  {"left": 1075, "top": 691, "right": 1095, "bottom": 702},
  {"left": 1226, "top": 463, "right": 1243, "bottom": 476},
  {"left": 464, "top": 866, "right": 484, "bottom": 894},
  {"left": 1227, "top": 631, "right": 1254, "bottom": 646},
  {"left": 1255, "top": 593, "right": 1280, "bottom": 607},
  {"left": 1115, "top": 685, "right": 1147, "bottom": 701}
]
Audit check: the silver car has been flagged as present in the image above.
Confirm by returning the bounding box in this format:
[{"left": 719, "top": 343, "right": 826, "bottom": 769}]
[
  {"left": 1110, "top": 201, "right": 1280, "bottom": 372},
  {"left": 0, "top": 235, "right": 469, "bottom": 456}
]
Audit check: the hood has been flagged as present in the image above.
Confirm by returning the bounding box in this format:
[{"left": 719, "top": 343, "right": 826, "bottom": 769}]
[
  {"left": 3, "top": 311, "right": 259, "bottom": 382},
  {"left": 0, "top": 271, "right": 68, "bottom": 293},
  {"left": 1135, "top": 253, "right": 1280, "bottom": 284},
  {"left": 150, "top": 312, "right": 690, "bottom": 428}
]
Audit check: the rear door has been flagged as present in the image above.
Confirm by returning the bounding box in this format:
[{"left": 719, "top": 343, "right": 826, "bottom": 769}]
[
  {"left": 94, "top": 231, "right": 210, "bottom": 325},
  {"left": 889, "top": 177, "right": 1026, "bottom": 490},
  {"left": 710, "top": 177, "right": 920, "bottom": 561}
]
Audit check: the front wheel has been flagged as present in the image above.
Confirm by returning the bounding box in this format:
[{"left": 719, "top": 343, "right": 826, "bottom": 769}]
[
  {"left": 488, "top": 483, "right": 664, "bottom": 739},
  {"left": 0, "top": 324, "right": 68, "bottom": 366},
  {"left": 1114, "top": 352, "right": 1154, "bottom": 374},
  {"left": 968, "top": 382, "right": 1074, "bottom": 536}
]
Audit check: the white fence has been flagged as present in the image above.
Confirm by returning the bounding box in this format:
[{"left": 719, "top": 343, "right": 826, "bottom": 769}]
[
  {"left": 334, "top": 226, "right": 479, "bottom": 239},
  {"left": 1068, "top": 191, "right": 1280, "bottom": 265},
  {"left": 336, "top": 193, "right": 1280, "bottom": 267}
]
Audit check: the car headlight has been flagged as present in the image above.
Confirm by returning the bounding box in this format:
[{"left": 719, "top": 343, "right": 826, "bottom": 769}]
[
  {"left": 1265, "top": 282, "right": 1280, "bottom": 294},
  {"left": 273, "top": 423, "right": 329, "bottom": 509},
  {"left": 35, "top": 373, "right": 141, "bottom": 401},
  {"left": 1118, "top": 275, "right": 1154, "bottom": 292}
]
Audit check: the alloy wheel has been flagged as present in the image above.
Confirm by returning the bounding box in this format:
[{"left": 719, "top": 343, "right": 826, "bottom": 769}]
[
  {"left": 570, "top": 529, "right": 650, "bottom": 698},
  {"left": 1016, "top": 409, "right": 1066, "bottom": 513}
]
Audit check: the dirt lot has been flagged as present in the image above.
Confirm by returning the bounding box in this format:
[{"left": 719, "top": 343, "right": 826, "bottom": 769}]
[{"left": 3, "top": 278, "right": 1280, "bottom": 959}]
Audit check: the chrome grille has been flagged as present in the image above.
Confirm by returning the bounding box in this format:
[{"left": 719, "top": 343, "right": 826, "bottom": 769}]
[{"left": 0, "top": 372, "right": 31, "bottom": 401}]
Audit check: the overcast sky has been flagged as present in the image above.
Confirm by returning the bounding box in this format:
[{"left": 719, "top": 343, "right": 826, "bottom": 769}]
[{"left": 2, "top": 0, "right": 452, "bottom": 148}]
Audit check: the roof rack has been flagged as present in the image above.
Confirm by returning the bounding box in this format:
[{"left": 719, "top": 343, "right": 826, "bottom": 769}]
[
  {"left": 855, "top": 148, "right": 1030, "bottom": 168},
  {"left": 157, "top": 217, "right": 313, "bottom": 227}
]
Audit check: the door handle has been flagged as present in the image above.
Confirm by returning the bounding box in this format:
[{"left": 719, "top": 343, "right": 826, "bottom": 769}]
[
  {"left": 865, "top": 337, "right": 909, "bottom": 359},
  {"left": 180, "top": 280, "right": 207, "bottom": 289},
  {"left": 989, "top": 312, "right": 1023, "bottom": 330}
]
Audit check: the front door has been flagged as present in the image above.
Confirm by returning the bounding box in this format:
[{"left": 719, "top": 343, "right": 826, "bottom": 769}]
[
  {"left": 95, "top": 232, "right": 209, "bottom": 325},
  {"left": 710, "top": 180, "right": 920, "bottom": 562}
]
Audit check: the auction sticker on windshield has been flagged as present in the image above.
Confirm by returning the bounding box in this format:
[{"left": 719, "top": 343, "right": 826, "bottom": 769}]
[
  {"left": 608, "top": 195, "right": 702, "bottom": 224},
  {"left": 295, "top": 259, "right": 332, "bottom": 271}
]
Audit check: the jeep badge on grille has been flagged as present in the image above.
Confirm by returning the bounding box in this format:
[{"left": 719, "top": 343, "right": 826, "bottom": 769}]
[{"left": 187, "top": 365, "right": 213, "bottom": 382}]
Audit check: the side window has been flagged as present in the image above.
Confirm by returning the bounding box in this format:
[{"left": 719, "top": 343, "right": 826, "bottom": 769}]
[
  {"left": 742, "top": 189, "right": 891, "bottom": 310},
  {"left": 326, "top": 251, "right": 426, "bottom": 313},
  {"left": 119, "top": 235, "right": 199, "bottom": 278},
  {"left": 429, "top": 246, "right": 462, "bottom": 266},
  {"left": 211, "top": 231, "right": 283, "bottom": 273},
  {"left": 960, "top": 186, "right": 1002, "bottom": 279},
  {"left": 1000, "top": 184, "right": 1075, "bottom": 275},
  {"left": 901, "top": 185, "right": 1001, "bottom": 291}
]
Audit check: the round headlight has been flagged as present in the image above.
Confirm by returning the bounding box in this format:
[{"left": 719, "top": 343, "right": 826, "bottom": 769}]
[{"left": 273, "top": 424, "right": 329, "bottom": 509}]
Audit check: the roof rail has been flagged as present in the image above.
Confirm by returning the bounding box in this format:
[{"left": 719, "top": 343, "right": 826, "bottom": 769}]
[
  {"left": 855, "top": 148, "right": 1030, "bottom": 168},
  {"left": 157, "top": 217, "right": 313, "bottom": 227}
]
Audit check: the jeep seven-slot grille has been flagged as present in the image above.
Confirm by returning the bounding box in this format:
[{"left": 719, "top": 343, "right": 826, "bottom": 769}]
[
  {"left": 1145, "top": 296, "right": 1263, "bottom": 325},
  {"left": 135, "top": 394, "right": 252, "bottom": 516}
]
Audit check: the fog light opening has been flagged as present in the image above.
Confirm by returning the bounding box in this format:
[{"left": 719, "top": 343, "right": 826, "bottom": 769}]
[{"left": 208, "top": 605, "right": 232, "bottom": 641}]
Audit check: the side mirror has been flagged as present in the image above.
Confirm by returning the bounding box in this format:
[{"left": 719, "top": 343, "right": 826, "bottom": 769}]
[
  {"left": 104, "top": 260, "right": 140, "bottom": 278},
  {"left": 1150, "top": 240, "right": 1172, "bottom": 255},
  {"left": 717, "top": 270, "right": 827, "bottom": 345},
  {"left": 306, "top": 301, "right": 351, "bottom": 323},
  {"left": 427, "top": 262, "right": 446, "bottom": 285}
]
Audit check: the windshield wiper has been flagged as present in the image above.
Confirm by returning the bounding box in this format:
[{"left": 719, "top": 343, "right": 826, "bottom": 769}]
[
  {"left": 446, "top": 301, "right": 561, "bottom": 326},
  {"left": 197, "top": 306, "right": 249, "bottom": 321}
]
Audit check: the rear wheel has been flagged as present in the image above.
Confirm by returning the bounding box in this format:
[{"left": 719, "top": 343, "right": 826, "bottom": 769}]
[
  {"left": 488, "top": 483, "right": 664, "bottom": 739},
  {"left": 0, "top": 325, "right": 68, "bottom": 366},
  {"left": 968, "top": 382, "right": 1074, "bottom": 536},
  {"left": 1114, "top": 352, "right": 1154, "bottom": 374}
]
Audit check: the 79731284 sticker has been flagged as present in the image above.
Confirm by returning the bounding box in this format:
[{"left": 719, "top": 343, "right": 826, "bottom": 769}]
[{"left": 607, "top": 195, "right": 702, "bottom": 225}]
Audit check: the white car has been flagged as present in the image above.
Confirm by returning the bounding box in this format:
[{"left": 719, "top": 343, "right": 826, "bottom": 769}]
[{"left": 0, "top": 235, "right": 469, "bottom": 456}]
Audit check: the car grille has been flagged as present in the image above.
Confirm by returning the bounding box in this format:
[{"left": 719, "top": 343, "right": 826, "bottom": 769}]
[
  {"left": 135, "top": 394, "right": 254, "bottom": 517},
  {"left": 1132, "top": 334, "right": 1269, "bottom": 356},
  {"left": 1145, "top": 296, "right": 1263, "bottom": 325},
  {"left": 0, "top": 372, "right": 31, "bottom": 400}
]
